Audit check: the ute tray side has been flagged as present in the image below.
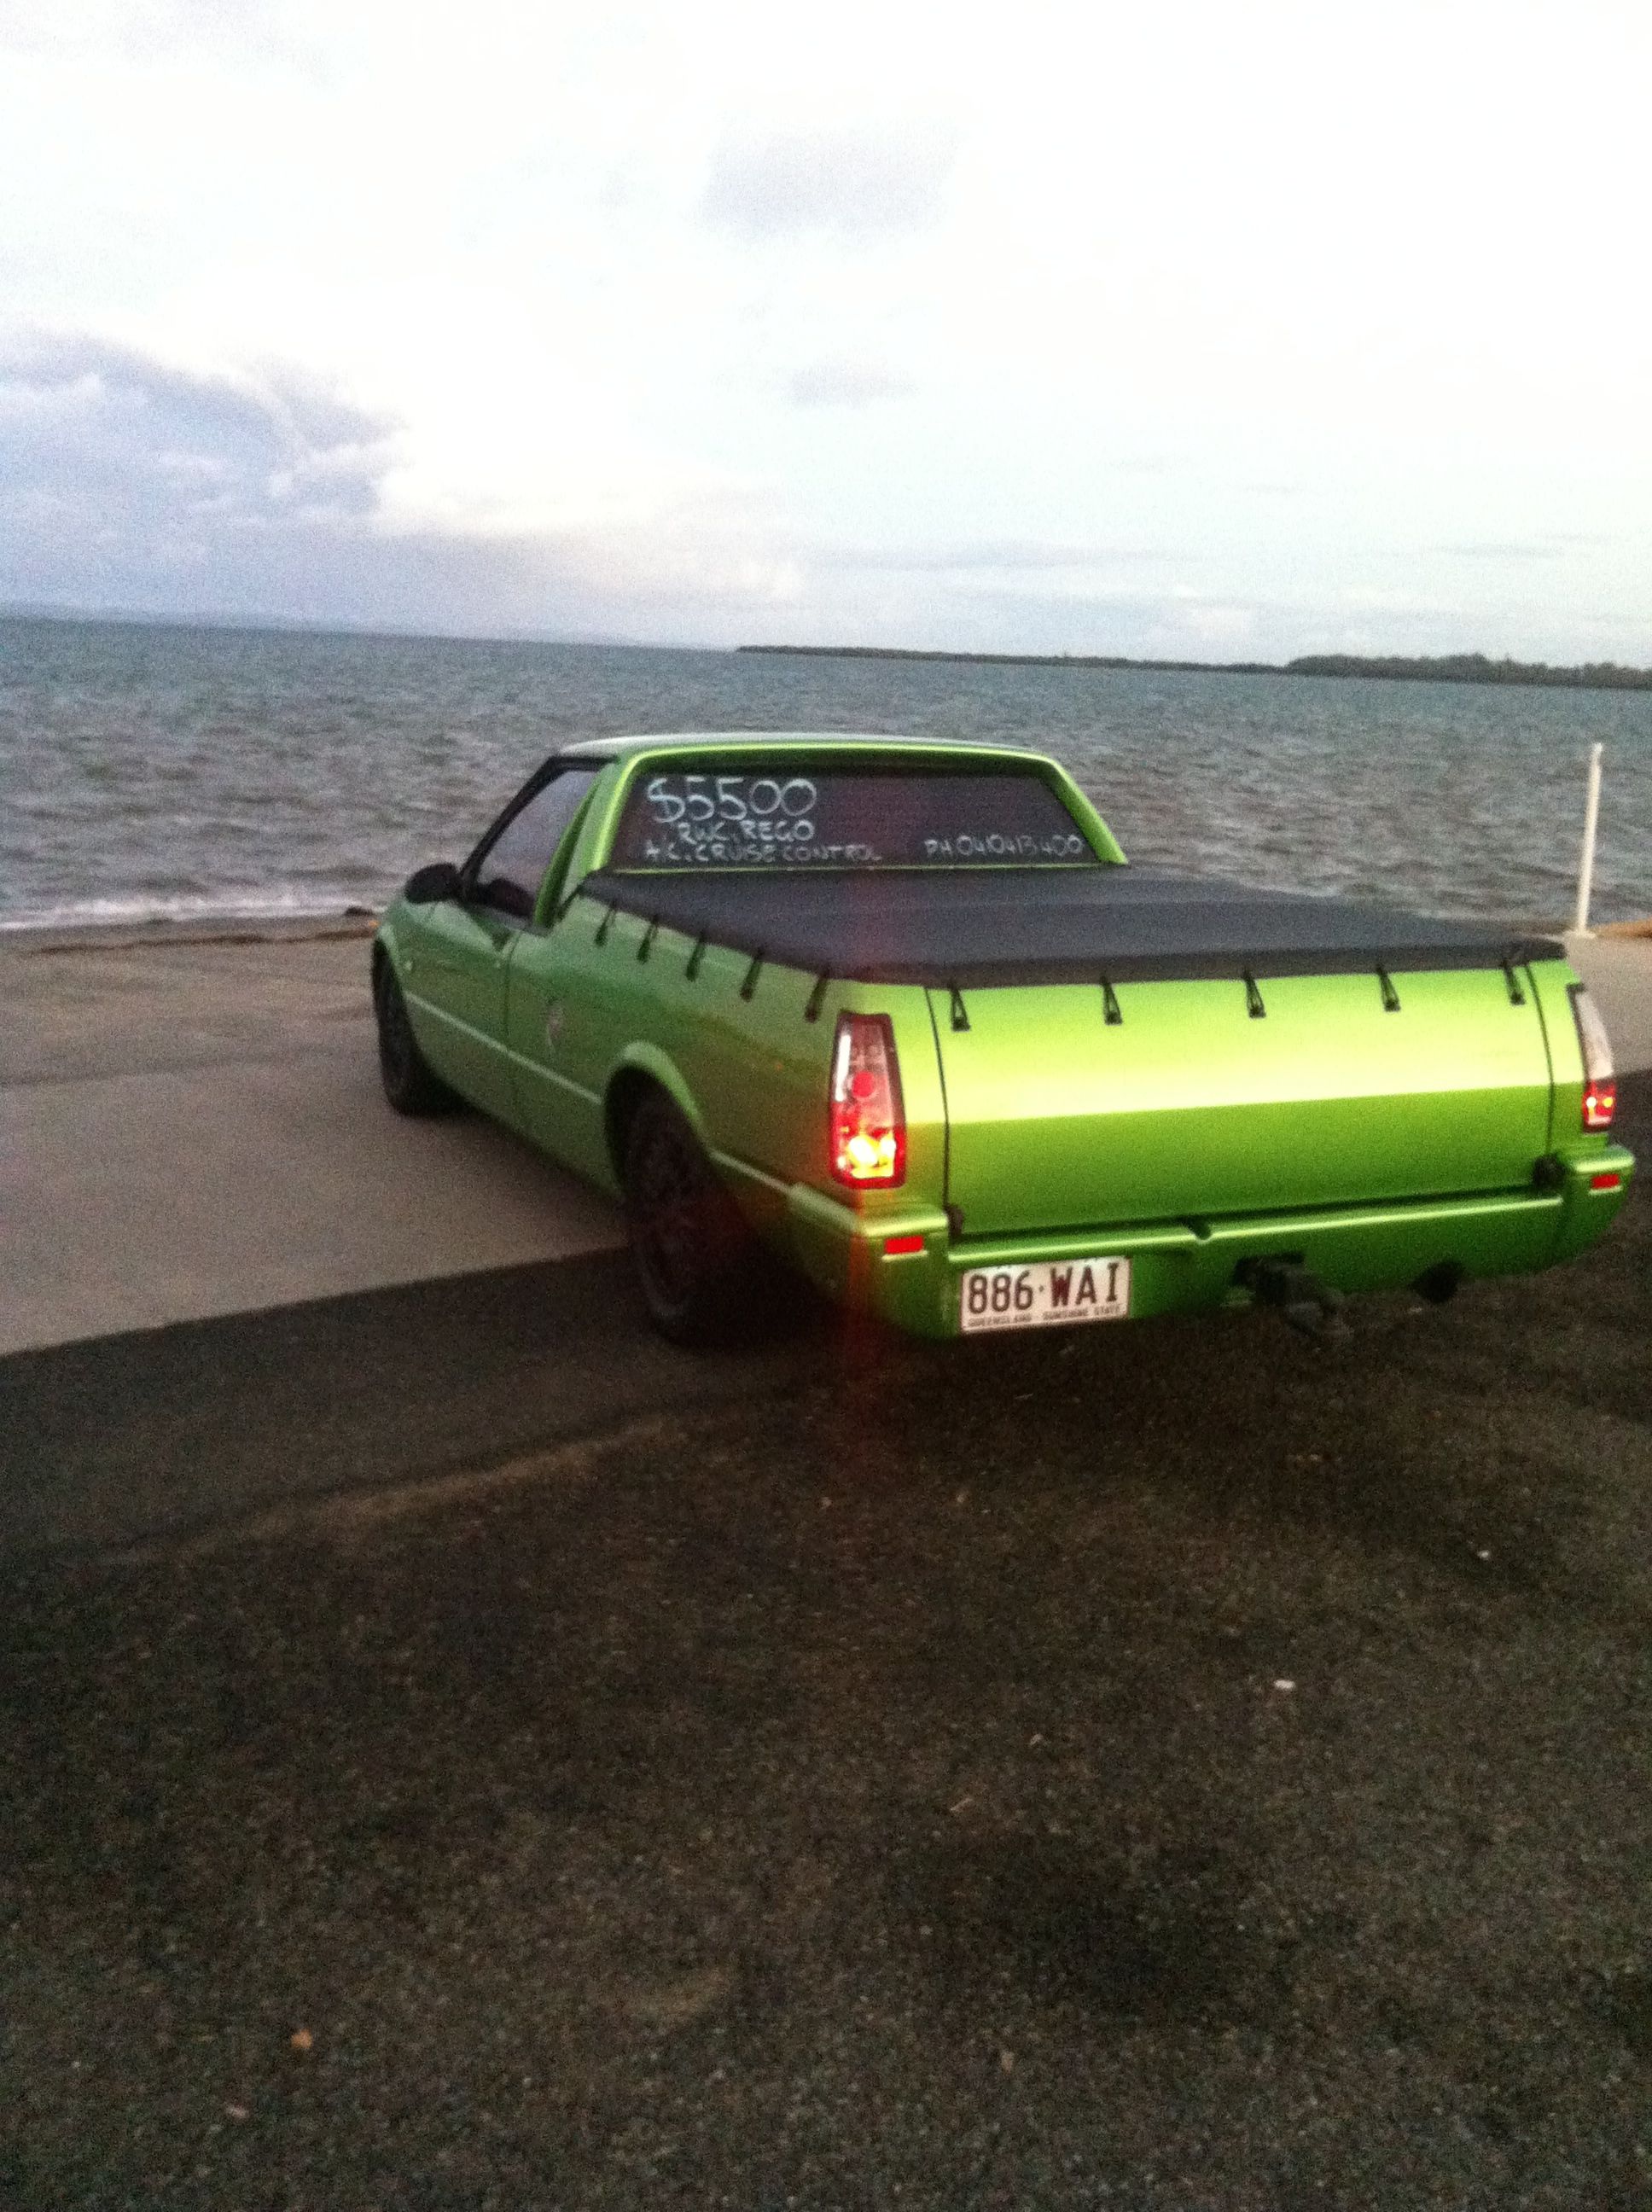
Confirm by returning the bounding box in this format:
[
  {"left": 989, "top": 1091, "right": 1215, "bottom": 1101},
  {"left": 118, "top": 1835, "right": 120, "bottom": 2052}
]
[{"left": 576, "top": 866, "right": 1557, "bottom": 987}]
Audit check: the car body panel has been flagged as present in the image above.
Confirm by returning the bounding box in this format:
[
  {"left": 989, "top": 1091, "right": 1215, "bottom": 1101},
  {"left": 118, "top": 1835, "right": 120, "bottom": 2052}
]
[
  {"left": 928, "top": 964, "right": 1559, "bottom": 1238},
  {"left": 397, "top": 897, "right": 521, "bottom": 1126}
]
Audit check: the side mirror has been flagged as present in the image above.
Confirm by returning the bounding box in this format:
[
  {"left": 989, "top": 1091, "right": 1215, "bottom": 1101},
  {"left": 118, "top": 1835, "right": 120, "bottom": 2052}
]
[{"left": 403, "top": 861, "right": 462, "bottom": 905}]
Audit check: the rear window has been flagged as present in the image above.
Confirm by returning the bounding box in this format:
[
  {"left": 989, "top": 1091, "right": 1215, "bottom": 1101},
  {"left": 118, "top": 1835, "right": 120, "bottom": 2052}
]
[{"left": 609, "top": 765, "right": 1097, "bottom": 870}]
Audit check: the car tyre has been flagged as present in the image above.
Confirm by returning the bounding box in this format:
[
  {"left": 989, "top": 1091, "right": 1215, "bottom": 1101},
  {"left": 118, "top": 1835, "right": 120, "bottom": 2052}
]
[
  {"left": 374, "top": 956, "right": 460, "bottom": 1115},
  {"left": 622, "top": 1089, "right": 771, "bottom": 1347}
]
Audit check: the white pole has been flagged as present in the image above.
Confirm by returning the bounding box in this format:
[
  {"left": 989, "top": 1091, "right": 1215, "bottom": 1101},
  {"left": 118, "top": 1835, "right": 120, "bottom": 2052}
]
[{"left": 1573, "top": 741, "right": 1603, "bottom": 935}]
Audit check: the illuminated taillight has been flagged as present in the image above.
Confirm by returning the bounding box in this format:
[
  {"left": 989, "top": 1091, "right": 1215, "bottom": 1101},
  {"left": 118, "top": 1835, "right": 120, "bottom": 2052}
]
[
  {"left": 1571, "top": 986, "right": 1617, "bottom": 1132},
  {"left": 829, "top": 1014, "right": 906, "bottom": 1187}
]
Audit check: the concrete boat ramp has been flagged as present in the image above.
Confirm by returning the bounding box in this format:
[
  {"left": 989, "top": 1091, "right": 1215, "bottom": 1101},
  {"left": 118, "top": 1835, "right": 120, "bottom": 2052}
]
[
  {"left": 2, "top": 917, "right": 1649, "bottom": 1359},
  {"left": 0, "top": 922, "right": 620, "bottom": 1358}
]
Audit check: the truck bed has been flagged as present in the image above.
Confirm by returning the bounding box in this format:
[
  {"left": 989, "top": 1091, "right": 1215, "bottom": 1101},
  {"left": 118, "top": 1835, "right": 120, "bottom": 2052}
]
[{"left": 579, "top": 865, "right": 1557, "bottom": 986}]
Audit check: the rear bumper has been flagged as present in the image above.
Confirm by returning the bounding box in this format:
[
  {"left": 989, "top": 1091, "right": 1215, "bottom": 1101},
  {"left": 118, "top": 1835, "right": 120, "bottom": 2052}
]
[{"left": 783, "top": 1146, "right": 1634, "bottom": 1340}]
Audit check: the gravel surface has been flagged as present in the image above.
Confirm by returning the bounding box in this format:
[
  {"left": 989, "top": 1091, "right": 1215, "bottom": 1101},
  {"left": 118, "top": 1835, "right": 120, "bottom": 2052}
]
[{"left": 3, "top": 1081, "right": 1647, "bottom": 2210}]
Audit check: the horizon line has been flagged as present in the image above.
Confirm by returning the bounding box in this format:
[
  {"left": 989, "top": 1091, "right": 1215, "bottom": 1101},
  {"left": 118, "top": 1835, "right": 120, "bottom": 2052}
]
[{"left": 4, "top": 603, "right": 1650, "bottom": 687}]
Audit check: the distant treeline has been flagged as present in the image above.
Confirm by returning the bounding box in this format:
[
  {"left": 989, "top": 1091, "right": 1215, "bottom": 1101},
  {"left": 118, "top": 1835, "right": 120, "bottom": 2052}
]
[
  {"left": 1288, "top": 652, "right": 1652, "bottom": 690},
  {"left": 738, "top": 645, "right": 1652, "bottom": 693}
]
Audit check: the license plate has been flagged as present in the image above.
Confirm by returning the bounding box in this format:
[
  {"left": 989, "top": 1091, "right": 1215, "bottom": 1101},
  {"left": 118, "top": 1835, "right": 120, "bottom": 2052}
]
[{"left": 959, "top": 1255, "right": 1131, "bottom": 1334}]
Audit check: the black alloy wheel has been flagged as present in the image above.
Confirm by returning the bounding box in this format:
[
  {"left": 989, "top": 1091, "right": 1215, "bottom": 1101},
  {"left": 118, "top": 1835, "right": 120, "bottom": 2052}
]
[
  {"left": 622, "top": 1089, "right": 767, "bottom": 1346},
  {"left": 374, "top": 957, "right": 459, "bottom": 1115}
]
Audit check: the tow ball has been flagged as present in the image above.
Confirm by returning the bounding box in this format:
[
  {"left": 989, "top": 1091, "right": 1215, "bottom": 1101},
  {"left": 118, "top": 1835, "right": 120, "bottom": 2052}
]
[{"left": 1236, "top": 1259, "right": 1351, "bottom": 1342}]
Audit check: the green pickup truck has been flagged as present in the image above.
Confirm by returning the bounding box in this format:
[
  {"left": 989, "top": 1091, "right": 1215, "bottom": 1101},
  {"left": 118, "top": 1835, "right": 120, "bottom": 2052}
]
[{"left": 372, "top": 733, "right": 1632, "bottom": 1342}]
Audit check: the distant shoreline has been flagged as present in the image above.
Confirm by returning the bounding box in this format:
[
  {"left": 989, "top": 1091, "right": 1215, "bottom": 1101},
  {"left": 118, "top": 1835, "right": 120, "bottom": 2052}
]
[
  {"left": 738, "top": 646, "right": 1652, "bottom": 694},
  {"left": 6, "top": 610, "right": 1649, "bottom": 690}
]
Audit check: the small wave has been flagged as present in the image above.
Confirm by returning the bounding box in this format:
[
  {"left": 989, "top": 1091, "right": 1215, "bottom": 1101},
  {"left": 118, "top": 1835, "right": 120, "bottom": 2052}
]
[{"left": 0, "top": 890, "right": 378, "bottom": 934}]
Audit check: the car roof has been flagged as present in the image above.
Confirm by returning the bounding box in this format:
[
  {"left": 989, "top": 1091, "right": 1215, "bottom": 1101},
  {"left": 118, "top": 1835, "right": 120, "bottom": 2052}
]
[{"left": 557, "top": 731, "right": 1035, "bottom": 762}]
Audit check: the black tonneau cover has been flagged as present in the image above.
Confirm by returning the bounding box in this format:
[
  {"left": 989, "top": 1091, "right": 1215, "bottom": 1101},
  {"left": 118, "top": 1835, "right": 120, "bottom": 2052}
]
[{"left": 579, "top": 867, "right": 1558, "bottom": 987}]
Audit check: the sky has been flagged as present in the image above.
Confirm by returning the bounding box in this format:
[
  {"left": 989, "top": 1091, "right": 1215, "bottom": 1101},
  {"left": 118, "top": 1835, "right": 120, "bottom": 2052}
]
[{"left": 1, "top": 0, "right": 1649, "bottom": 661}]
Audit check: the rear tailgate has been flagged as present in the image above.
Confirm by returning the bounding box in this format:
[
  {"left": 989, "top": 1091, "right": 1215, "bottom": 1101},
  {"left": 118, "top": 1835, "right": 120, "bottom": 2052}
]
[{"left": 931, "top": 966, "right": 1555, "bottom": 1237}]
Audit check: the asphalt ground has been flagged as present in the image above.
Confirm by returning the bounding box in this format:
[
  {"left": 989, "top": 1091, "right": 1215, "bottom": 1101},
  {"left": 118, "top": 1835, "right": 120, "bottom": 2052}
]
[{"left": 2, "top": 1080, "right": 1648, "bottom": 2210}]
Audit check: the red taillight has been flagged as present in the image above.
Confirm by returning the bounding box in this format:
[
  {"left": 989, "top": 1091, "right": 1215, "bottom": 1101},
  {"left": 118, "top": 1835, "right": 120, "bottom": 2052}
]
[
  {"left": 883, "top": 1232, "right": 925, "bottom": 1256},
  {"left": 1584, "top": 1080, "right": 1618, "bottom": 1132},
  {"left": 1570, "top": 986, "right": 1616, "bottom": 1132},
  {"left": 1591, "top": 1172, "right": 1622, "bottom": 1192},
  {"left": 829, "top": 1014, "right": 906, "bottom": 1187}
]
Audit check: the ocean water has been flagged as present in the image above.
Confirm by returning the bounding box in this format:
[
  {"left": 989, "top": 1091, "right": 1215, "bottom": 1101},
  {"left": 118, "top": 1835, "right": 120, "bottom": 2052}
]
[{"left": 1, "top": 614, "right": 1648, "bottom": 932}]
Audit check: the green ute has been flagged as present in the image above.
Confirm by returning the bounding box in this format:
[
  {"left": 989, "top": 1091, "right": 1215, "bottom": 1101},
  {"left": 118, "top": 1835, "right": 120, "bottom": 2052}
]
[{"left": 372, "top": 733, "right": 1633, "bottom": 1344}]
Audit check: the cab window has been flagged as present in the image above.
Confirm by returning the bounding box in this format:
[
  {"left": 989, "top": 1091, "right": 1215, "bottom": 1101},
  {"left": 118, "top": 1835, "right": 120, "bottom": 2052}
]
[
  {"left": 608, "top": 765, "right": 1096, "bottom": 871},
  {"left": 471, "top": 768, "right": 600, "bottom": 920}
]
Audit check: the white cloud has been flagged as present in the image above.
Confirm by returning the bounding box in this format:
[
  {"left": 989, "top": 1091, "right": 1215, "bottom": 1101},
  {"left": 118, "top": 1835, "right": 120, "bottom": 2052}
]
[
  {"left": 787, "top": 359, "right": 915, "bottom": 408},
  {"left": 814, "top": 540, "right": 1173, "bottom": 575},
  {"left": 0, "top": 0, "right": 289, "bottom": 61},
  {"left": 702, "top": 122, "right": 957, "bottom": 242},
  {"left": 0, "top": 0, "right": 1647, "bottom": 658},
  {"left": 0, "top": 331, "right": 391, "bottom": 527},
  {"left": 0, "top": 329, "right": 812, "bottom": 640}
]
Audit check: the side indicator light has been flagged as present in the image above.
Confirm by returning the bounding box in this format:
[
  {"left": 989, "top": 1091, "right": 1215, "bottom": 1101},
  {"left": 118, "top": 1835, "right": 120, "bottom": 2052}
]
[
  {"left": 1570, "top": 986, "right": 1616, "bottom": 1132},
  {"left": 829, "top": 1014, "right": 906, "bottom": 1188},
  {"left": 883, "top": 1233, "right": 925, "bottom": 1257},
  {"left": 1591, "top": 1172, "right": 1622, "bottom": 1192}
]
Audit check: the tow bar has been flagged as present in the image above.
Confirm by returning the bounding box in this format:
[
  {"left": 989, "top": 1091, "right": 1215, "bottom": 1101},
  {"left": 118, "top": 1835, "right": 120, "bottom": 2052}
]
[{"left": 1238, "top": 1259, "right": 1351, "bottom": 1342}]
